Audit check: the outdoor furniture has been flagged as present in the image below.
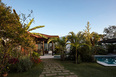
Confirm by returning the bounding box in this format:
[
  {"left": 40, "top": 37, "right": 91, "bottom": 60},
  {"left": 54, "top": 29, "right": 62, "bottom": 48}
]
[{"left": 48, "top": 51, "right": 52, "bottom": 55}]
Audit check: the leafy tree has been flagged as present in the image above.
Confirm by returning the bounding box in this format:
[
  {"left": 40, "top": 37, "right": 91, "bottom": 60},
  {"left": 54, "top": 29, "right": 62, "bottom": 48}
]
[
  {"left": 0, "top": 2, "right": 46, "bottom": 74},
  {"left": 0, "top": 2, "right": 25, "bottom": 74},
  {"left": 103, "top": 26, "right": 116, "bottom": 39}
]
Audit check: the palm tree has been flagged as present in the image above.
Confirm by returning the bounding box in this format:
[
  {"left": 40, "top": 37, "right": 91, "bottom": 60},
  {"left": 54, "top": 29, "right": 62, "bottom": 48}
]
[
  {"left": 67, "top": 31, "right": 86, "bottom": 64},
  {"left": 47, "top": 37, "right": 68, "bottom": 60}
]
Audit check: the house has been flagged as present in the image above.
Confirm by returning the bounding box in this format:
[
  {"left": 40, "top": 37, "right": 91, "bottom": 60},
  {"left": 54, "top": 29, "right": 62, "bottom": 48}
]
[{"left": 30, "top": 33, "right": 59, "bottom": 55}]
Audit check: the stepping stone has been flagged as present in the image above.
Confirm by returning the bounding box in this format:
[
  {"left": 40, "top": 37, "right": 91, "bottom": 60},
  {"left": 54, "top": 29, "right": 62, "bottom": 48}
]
[
  {"left": 51, "top": 71, "right": 62, "bottom": 73},
  {"left": 56, "top": 76, "right": 64, "bottom": 77},
  {"left": 70, "top": 72, "right": 74, "bottom": 74},
  {"left": 63, "top": 70, "right": 70, "bottom": 72},
  {"left": 46, "top": 73, "right": 57, "bottom": 76},
  {"left": 39, "top": 59, "right": 78, "bottom": 77},
  {"left": 58, "top": 73, "right": 69, "bottom": 75},
  {"left": 66, "top": 75, "right": 78, "bottom": 77},
  {"left": 39, "top": 74, "right": 44, "bottom": 77}
]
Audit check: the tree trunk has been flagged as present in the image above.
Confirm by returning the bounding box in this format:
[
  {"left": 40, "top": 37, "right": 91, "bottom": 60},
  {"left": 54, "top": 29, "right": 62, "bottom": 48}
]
[
  {"left": 61, "top": 51, "right": 65, "bottom": 61},
  {"left": 75, "top": 47, "right": 78, "bottom": 64}
]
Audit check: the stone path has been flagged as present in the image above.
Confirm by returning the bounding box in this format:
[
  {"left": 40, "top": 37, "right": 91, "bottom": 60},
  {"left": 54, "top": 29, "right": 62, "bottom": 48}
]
[{"left": 39, "top": 59, "right": 78, "bottom": 77}]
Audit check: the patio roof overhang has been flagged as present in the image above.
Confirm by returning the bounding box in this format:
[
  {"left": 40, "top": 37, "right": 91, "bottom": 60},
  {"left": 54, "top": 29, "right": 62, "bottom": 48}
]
[
  {"left": 31, "top": 33, "right": 59, "bottom": 39},
  {"left": 99, "top": 38, "right": 116, "bottom": 43},
  {"left": 30, "top": 33, "right": 59, "bottom": 43}
]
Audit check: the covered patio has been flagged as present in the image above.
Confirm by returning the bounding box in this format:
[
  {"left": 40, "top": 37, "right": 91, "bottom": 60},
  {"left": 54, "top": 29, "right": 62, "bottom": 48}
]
[
  {"left": 99, "top": 38, "right": 116, "bottom": 53},
  {"left": 31, "top": 33, "right": 59, "bottom": 55},
  {"left": 99, "top": 38, "right": 116, "bottom": 43}
]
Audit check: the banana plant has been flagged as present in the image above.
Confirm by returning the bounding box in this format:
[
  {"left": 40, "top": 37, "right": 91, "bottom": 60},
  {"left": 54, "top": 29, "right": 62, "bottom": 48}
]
[{"left": 13, "top": 9, "right": 47, "bottom": 39}]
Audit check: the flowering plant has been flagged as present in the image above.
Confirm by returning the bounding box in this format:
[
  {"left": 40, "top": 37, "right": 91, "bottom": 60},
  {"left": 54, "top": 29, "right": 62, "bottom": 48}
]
[
  {"left": 31, "top": 52, "right": 41, "bottom": 64},
  {"left": 31, "top": 57, "right": 41, "bottom": 64},
  {"left": 8, "top": 58, "right": 19, "bottom": 64}
]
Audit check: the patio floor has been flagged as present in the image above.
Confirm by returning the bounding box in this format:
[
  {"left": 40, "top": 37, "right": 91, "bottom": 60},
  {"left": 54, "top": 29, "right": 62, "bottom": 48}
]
[{"left": 40, "top": 54, "right": 54, "bottom": 59}]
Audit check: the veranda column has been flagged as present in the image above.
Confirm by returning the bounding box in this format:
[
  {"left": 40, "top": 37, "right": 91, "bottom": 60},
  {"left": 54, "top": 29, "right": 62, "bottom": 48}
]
[{"left": 43, "top": 41, "right": 44, "bottom": 56}]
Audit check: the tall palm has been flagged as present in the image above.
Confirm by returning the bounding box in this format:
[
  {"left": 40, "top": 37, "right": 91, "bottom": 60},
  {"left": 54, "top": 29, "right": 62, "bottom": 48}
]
[
  {"left": 47, "top": 37, "right": 67, "bottom": 60},
  {"left": 67, "top": 31, "right": 86, "bottom": 64}
]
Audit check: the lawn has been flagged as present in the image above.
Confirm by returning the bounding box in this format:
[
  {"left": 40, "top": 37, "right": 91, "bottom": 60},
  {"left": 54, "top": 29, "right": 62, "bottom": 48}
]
[
  {"left": 57, "top": 60, "right": 116, "bottom": 77},
  {"left": 8, "top": 63, "right": 43, "bottom": 77}
]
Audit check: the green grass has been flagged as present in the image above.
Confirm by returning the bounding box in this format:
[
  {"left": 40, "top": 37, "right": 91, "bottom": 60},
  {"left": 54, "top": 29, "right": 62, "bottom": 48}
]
[
  {"left": 8, "top": 63, "right": 43, "bottom": 77},
  {"left": 56, "top": 60, "right": 116, "bottom": 77}
]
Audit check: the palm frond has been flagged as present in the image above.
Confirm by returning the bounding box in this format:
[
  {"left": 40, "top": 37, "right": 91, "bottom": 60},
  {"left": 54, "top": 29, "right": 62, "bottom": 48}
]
[
  {"left": 28, "top": 26, "right": 44, "bottom": 31},
  {"left": 47, "top": 37, "right": 58, "bottom": 44},
  {"left": 67, "top": 43, "right": 75, "bottom": 47},
  {"left": 13, "top": 9, "right": 20, "bottom": 21},
  {"left": 26, "top": 18, "right": 34, "bottom": 30}
]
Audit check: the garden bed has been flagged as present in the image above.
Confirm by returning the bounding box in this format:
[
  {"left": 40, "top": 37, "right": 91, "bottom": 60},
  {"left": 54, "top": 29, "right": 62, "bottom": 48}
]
[{"left": 8, "top": 63, "right": 43, "bottom": 77}]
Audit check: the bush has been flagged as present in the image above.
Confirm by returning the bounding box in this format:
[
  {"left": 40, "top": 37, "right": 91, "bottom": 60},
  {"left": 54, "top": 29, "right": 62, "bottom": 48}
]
[
  {"left": 107, "top": 44, "right": 115, "bottom": 53},
  {"left": 8, "top": 58, "right": 19, "bottom": 64},
  {"left": 9, "top": 56, "right": 33, "bottom": 72},
  {"left": 32, "top": 52, "right": 40, "bottom": 58},
  {"left": 91, "top": 46, "right": 108, "bottom": 55},
  {"left": 31, "top": 52, "right": 41, "bottom": 64},
  {"left": 31, "top": 58, "right": 41, "bottom": 64},
  {"left": 79, "top": 46, "right": 95, "bottom": 62}
]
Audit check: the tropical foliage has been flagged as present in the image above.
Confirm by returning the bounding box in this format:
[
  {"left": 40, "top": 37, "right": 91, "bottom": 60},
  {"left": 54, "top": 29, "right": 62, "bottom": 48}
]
[
  {"left": 103, "top": 26, "right": 116, "bottom": 39},
  {"left": 0, "top": 2, "right": 42, "bottom": 75},
  {"left": 47, "top": 37, "right": 67, "bottom": 60},
  {"left": 67, "top": 31, "right": 86, "bottom": 64}
]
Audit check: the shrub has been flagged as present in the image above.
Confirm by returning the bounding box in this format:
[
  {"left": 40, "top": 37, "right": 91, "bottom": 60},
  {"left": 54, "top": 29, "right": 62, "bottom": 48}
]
[
  {"left": 8, "top": 58, "right": 19, "bottom": 64},
  {"left": 79, "top": 46, "right": 95, "bottom": 62},
  {"left": 9, "top": 56, "right": 33, "bottom": 72},
  {"left": 31, "top": 58, "right": 41, "bottom": 64},
  {"left": 32, "top": 52, "right": 40, "bottom": 58},
  {"left": 91, "top": 46, "right": 108, "bottom": 55},
  {"left": 31, "top": 52, "right": 41, "bottom": 64},
  {"left": 107, "top": 44, "right": 115, "bottom": 53}
]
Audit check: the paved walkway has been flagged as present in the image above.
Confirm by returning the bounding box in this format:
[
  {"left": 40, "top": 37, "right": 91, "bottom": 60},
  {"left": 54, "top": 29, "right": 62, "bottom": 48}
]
[{"left": 39, "top": 59, "right": 78, "bottom": 77}]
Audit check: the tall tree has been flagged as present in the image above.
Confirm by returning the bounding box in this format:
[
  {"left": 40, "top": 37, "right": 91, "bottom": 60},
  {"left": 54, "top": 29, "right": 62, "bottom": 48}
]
[
  {"left": 0, "top": 2, "right": 28, "bottom": 74},
  {"left": 103, "top": 26, "right": 116, "bottom": 39},
  {"left": 83, "top": 22, "right": 102, "bottom": 46},
  {"left": 83, "top": 22, "right": 103, "bottom": 55}
]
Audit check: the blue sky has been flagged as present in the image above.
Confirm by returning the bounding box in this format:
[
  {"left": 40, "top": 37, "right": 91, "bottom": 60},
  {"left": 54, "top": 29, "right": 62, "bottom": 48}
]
[{"left": 2, "top": 0, "right": 116, "bottom": 36}]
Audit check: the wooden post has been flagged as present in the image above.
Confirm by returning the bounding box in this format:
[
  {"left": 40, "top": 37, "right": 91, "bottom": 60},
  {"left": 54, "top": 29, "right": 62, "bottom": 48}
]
[
  {"left": 52, "top": 41, "right": 53, "bottom": 55},
  {"left": 43, "top": 41, "right": 44, "bottom": 56}
]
